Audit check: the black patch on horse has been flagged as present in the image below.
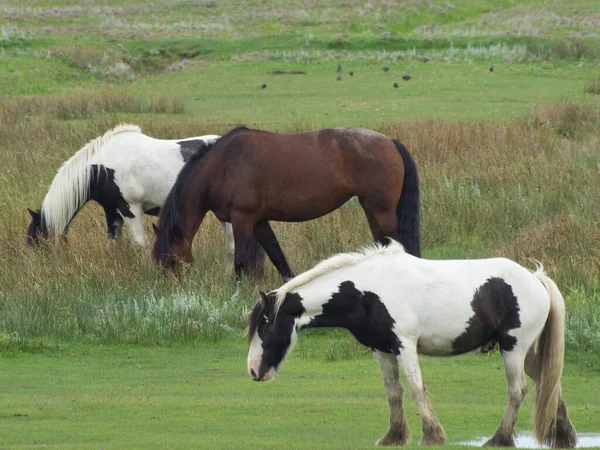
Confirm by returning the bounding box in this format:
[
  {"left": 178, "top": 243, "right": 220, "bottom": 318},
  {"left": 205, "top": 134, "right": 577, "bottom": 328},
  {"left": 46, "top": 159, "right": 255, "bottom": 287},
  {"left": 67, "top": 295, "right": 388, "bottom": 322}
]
[
  {"left": 451, "top": 277, "right": 521, "bottom": 355},
  {"left": 144, "top": 206, "right": 160, "bottom": 216},
  {"left": 89, "top": 165, "right": 134, "bottom": 237},
  {"left": 177, "top": 139, "right": 209, "bottom": 163},
  {"left": 307, "top": 281, "right": 403, "bottom": 355}
]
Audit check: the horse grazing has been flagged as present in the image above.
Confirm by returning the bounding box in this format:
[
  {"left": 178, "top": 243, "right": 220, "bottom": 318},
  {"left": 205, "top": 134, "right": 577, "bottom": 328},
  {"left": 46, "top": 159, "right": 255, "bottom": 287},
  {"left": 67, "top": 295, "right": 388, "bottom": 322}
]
[
  {"left": 26, "top": 124, "right": 264, "bottom": 272},
  {"left": 247, "top": 240, "right": 577, "bottom": 448},
  {"left": 152, "top": 126, "right": 420, "bottom": 279}
]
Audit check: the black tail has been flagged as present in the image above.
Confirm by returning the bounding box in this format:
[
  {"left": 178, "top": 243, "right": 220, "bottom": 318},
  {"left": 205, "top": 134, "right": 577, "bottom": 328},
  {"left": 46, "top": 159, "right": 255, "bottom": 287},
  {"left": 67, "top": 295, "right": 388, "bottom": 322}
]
[
  {"left": 393, "top": 140, "right": 421, "bottom": 257},
  {"left": 245, "top": 237, "right": 266, "bottom": 277}
]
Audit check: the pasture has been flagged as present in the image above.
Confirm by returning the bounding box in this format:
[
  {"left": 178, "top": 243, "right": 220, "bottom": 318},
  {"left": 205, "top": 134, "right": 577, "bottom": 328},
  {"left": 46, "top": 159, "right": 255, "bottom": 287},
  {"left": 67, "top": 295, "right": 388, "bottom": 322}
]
[{"left": 1, "top": 0, "right": 600, "bottom": 447}]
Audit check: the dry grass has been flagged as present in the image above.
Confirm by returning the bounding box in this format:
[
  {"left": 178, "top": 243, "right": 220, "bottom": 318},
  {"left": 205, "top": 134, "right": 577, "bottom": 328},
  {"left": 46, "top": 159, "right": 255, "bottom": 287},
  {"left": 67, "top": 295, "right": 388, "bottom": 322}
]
[
  {"left": 0, "top": 88, "right": 185, "bottom": 123},
  {"left": 0, "top": 98, "right": 599, "bottom": 344},
  {"left": 585, "top": 76, "right": 600, "bottom": 95}
]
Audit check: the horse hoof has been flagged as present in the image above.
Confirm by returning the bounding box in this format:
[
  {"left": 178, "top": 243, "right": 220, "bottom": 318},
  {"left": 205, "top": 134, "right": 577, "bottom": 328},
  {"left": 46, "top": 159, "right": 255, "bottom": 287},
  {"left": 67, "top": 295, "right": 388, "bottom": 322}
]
[
  {"left": 419, "top": 423, "right": 446, "bottom": 446},
  {"left": 419, "top": 436, "right": 446, "bottom": 446},
  {"left": 376, "top": 431, "right": 411, "bottom": 446},
  {"left": 483, "top": 436, "right": 515, "bottom": 447}
]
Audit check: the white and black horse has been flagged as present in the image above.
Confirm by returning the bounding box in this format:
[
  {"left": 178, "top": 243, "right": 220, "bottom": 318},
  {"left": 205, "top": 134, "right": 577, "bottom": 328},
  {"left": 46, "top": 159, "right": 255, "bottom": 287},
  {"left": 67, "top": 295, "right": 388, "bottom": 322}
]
[
  {"left": 247, "top": 240, "right": 577, "bottom": 448},
  {"left": 26, "top": 124, "right": 264, "bottom": 271}
]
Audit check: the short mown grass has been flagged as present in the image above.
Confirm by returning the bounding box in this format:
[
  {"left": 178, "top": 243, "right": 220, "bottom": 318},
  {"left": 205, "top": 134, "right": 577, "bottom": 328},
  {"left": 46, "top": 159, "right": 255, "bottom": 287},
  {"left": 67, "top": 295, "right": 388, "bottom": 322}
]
[{"left": 0, "top": 337, "right": 598, "bottom": 449}]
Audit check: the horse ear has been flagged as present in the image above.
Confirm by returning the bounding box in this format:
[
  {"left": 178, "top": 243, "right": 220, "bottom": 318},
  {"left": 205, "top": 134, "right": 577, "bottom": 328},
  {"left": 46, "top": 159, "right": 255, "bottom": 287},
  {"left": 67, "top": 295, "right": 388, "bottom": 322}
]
[
  {"left": 259, "top": 291, "right": 270, "bottom": 308},
  {"left": 152, "top": 223, "right": 159, "bottom": 236},
  {"left": 27, "top": 208, "right": 40, "bottom": 219}
]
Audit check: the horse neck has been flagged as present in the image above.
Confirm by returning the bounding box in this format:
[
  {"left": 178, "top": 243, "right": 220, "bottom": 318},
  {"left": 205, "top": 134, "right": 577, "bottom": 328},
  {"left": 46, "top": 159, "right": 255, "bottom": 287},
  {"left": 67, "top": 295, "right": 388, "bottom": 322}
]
[{"left": 289, "top": 277, "right": 341, "bottom": 329}]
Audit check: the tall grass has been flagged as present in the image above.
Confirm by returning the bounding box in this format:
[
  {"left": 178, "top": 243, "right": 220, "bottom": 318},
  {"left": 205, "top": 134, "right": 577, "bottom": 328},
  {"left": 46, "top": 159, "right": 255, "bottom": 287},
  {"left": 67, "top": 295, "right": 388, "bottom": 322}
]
[
  {"left": 0, "top": 97, "right": 599, "bottom": 351},
  {"left": 0, "top": 88, "right": 184, "bottom": 122},
  {"left": 585, "top": 76, "right": 600, "bottom": 96}
]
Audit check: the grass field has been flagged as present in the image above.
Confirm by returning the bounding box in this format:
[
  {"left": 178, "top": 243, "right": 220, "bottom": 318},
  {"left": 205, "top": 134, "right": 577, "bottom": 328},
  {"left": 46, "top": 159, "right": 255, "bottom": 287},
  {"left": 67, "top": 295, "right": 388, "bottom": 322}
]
[
  {"left": 1, "top": 336, "right": 599, "bottom": 449},
  {"left": 1, "top": 0, "right": 600, "bottom": 447}
]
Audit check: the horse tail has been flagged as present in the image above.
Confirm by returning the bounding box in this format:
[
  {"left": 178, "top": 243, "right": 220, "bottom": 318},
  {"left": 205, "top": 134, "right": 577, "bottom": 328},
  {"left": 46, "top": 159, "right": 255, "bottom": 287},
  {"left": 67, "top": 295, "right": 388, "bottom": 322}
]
[
  {"left": 245, "top": 237, "right": 266, "bottom": 277},
  {"left": 392, "top": 140, "right": 421, "bottom": 257},
  {"left": 41, "top": 123, "right": 141, "bottom": 237},
  {"left": 532, "top": 267, "right": 574, "bottom": 447}
]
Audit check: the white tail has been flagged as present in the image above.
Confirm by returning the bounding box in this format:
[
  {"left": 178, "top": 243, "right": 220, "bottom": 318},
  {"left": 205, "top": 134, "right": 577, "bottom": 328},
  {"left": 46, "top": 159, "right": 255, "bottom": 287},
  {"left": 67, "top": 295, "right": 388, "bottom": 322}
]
[
  {"left": 40, "top": 124, "right": 141, "bottom": 236},
  {"left": 532, "top": 267, "right": 566, "bottom": 446}
]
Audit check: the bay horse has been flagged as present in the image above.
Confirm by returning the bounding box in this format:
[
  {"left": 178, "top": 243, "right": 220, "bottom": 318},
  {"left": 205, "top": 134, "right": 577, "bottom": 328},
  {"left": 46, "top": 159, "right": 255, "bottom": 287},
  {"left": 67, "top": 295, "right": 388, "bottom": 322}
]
[
  {"left": 152, "top": 126, "right": 420, "bottom": 278},
  {"left": 26, "top": 124, "right": 264, "bottom": 272},
  {"left": 247, "top": 240, "right": 578, "bottom": 448}
]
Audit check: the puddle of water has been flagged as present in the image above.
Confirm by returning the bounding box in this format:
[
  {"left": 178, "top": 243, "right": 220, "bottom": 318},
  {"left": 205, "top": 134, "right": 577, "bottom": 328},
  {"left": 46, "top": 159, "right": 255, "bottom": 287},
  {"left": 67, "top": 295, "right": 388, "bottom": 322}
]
[{"left": 460, "top": 433, "right": 600, "bottom": 448}]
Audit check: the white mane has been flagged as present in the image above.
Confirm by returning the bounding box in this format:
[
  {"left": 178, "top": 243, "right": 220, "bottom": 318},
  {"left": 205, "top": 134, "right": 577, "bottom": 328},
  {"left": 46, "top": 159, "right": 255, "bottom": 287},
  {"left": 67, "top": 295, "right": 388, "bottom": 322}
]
[
  {"left": 41, "top": 123, "right": 142, "bottom": 236},
  {"left": 275, "top": 240, "right": 406, "bottom": 311}
]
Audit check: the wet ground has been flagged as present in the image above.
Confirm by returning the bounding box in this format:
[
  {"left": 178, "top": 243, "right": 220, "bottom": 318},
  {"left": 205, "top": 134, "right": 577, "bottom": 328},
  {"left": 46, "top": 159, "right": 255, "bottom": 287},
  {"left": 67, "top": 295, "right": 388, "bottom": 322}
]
[{"left": 460, "top": 433, "right": 600, "bottom": 448}]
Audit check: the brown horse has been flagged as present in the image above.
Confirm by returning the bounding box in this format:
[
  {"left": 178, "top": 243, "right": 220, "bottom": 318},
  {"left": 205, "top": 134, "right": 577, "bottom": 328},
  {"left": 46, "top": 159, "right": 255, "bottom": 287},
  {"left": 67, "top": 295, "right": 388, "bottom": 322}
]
[{"left": 152, "top": 126, "right": 420, "bottom": 279}]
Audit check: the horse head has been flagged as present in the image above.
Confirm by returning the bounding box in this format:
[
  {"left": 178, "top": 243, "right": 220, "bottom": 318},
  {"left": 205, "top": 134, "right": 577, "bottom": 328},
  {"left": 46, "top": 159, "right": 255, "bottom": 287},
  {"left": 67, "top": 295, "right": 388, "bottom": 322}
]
[
  {"left": 247, "top": 291, "right": 304, "bottom": 382},
  {"left": 151, "top": 222, "right": 193, "bottom": 273},
  {"left": 25, "top": 208, "right": 47, "bottom": 246}
]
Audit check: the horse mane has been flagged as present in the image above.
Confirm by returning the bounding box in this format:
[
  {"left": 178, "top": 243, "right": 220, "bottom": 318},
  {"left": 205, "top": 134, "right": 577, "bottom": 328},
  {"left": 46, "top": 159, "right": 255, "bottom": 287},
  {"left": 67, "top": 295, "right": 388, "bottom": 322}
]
[
  {"left": 40, "top": 123, "right": 142, "bottom": 236},
  {"left": 275, "top": 239, "right": 406, "bottom": 311}
]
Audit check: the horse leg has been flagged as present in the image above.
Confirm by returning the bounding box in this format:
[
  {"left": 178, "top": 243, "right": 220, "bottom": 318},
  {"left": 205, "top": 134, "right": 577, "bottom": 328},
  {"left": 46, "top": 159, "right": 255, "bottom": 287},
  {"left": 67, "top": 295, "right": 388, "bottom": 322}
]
[
  {"left": 230, "top": 212, "right": 258, "bottom": 279},
  {"left": 484, "top": 350, "right": 528, "bottom": 447},
  {"left": 524, "top": 345, "right": 577, "bottom": 448},
  {"left": 397, "top": 340, "right": 446, "bottom": 446},
  {"left": 122, "top": 204, "right": 146, "bottom": 247},
  {"left": 359, "top": 199, "right": 399, "bottom": 244},
  {"left": 220, "top": 222, "right": 235, "bottom": 273},
  {"left": 254, "top": 222, "right": 294, "bottom": 281},
  {"left": 103, "top": 206, "right": 124, "bottom": 240},
  {"left": 373, "top": 351, "right": 411, "bottom": 446}
]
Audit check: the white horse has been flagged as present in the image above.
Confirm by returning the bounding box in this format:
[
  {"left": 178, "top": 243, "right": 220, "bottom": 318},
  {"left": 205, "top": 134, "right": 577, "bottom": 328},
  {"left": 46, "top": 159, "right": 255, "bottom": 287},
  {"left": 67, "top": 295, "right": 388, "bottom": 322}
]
[
  {"left": 26, "top": 124, "right": 263, "bottom": 271},
  {"left": 247, "top": 240, "right": 577, "bottom": 448}
]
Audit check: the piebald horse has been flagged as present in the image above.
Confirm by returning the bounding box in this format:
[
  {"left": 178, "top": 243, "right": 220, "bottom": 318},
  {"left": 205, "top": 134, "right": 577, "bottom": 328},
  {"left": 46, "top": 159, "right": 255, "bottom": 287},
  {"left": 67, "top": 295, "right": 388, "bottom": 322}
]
[
  {"left": 247, "top": 240, "right": 577, "bottom": 448},
  {"left": 26, "top": 124, "right": 264, "bottom": 272},
  {"left": 152, "top": 126, "right": 420, "bottom": 279}
]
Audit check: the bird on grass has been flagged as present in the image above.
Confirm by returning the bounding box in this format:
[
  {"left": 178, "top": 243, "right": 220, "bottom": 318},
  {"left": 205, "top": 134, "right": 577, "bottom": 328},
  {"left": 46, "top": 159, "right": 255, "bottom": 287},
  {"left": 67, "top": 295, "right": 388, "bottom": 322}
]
[
  {"left": 402, "top": 75, "right": 412, "bottom": 81},
  {"left": 393, "top": 82, "right": 399, "bottom": 88},
  {"left": 260, "top": 84, "right": 267, "bottom": 89},
  {"left": 489, "top": 66, "right": 494, "bottom": 73},
  {"left": 336, "top": 75, "right": 342, "bottom": 81},
  {"left": 382, "top": 66, "right": 389, "bottom": 72},
  {"left": 336, "top": 64, "right": 342, "bottom": 73},
  {"left": 349, "top": 71, "right": 354, "bottom": 76}
]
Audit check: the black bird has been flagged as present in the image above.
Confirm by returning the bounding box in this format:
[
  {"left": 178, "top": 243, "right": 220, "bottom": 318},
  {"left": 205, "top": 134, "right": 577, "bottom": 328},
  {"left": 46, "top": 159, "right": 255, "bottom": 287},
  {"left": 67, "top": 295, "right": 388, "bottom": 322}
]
[
  {"left": 349, "top": 71, "right": 354, "bottom": 76},
  {"left": 336, "top": 64, "right": 342, "bottom": 73},
  {"left": 489, "top": 66, "right": 494, "bottom": 73},
  {"left": 393, "top": 82, "right": 399, "bottom": 88},
  {"left": 402, "top": 75, "right": 412, "bottom": 81},
  {"left": 382, "top": 66, "right": 389, "bottom": 72},
  {"left": 260, "top": 84, "right": 267, "bottom": 89},
  {"left": 336, "top": 75, "right": 342, "bottom": 81}
]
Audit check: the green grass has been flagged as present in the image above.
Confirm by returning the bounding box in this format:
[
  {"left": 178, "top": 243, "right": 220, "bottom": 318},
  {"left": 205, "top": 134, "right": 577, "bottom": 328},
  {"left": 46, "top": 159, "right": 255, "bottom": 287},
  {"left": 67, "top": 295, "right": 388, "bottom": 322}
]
[{"left": 0, "top": 335, "right": 598, "bottom": 449}]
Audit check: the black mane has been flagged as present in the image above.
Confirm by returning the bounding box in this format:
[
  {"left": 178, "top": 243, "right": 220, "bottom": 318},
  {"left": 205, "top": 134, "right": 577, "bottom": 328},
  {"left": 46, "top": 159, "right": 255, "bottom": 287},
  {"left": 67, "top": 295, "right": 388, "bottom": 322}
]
[
  {"left": 154, "top": 126, "right": 250, "bottom": 258},
  {"left": 247, "top": 292, "right": 275, "bottom": 344}
]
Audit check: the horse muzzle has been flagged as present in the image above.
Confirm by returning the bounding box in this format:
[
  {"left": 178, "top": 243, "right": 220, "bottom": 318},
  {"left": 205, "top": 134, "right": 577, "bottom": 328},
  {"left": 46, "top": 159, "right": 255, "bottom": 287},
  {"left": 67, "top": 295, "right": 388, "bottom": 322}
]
[{"left": 248, "top": 361, "right": 274, "bottom": 382}]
